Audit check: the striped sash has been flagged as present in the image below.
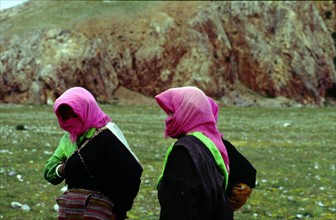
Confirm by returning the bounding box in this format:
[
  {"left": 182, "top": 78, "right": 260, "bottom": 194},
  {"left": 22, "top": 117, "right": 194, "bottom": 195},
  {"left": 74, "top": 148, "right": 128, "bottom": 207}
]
[{"left": 56, "top": 189, "right": 116, "bottom": 220}]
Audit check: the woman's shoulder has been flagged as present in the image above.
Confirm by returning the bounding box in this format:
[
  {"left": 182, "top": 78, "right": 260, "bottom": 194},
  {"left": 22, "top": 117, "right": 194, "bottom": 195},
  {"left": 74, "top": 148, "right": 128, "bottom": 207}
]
[
  {"left": 94, "top": 128, "right": 117, "bottom": 141},
  {"left": 92, "top": 127, "right": 128, "bottom": 152},
  {"left": 174, "top": 135, "right": 211, "bottom": 159},
  {"left": 175, "top": 135, "right": 204, "bottom": 149}
]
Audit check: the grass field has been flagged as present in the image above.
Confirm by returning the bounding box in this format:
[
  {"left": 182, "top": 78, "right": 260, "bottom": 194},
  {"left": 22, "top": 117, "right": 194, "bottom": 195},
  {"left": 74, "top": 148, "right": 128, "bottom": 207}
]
[{"left": 0, "top": 104, "right": 335, "bottom": 219}]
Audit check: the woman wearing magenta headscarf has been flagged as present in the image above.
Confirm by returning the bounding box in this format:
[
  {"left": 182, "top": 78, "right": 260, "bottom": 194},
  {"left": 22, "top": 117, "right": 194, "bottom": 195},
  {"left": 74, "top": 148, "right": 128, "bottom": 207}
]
[
  {"left": 155, "top": 86, "right": 233, "bottom": 220},
  {"left": 208, "top": 97, "right": 257, "bottom": 212},
  {"left": 44, "top": 87, "right": 142, "bottom": 220}
]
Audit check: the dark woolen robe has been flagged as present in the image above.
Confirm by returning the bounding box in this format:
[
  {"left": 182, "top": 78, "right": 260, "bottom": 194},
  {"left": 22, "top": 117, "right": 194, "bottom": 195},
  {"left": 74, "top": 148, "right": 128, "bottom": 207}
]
[
  {"left": 158, "top": 135, "right": 233, "bottom": 220},
  {"left": 223, "top": 139, "right": 257, "bottom": 197},
  {"left": 64, "top": 129, "right": 142, "bottom": 220}
]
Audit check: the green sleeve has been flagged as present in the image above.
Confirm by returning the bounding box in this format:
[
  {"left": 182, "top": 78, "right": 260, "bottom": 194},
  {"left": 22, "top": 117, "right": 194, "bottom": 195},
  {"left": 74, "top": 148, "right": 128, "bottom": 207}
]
[{"left": 43, "top": 133, "right": 76, "bottom": 185}]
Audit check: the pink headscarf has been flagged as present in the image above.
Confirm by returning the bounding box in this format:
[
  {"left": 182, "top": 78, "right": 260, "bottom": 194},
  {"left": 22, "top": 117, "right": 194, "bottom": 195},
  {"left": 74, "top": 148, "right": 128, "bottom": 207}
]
[
  {"left": 155, "top": 86, "right": 230, "bottom": 168},
  {"left": 208, "top": 96, "right": 219, "bottom": 122},
  {"left": 53, "top": 87, "right": 111, "bottom": 142}
]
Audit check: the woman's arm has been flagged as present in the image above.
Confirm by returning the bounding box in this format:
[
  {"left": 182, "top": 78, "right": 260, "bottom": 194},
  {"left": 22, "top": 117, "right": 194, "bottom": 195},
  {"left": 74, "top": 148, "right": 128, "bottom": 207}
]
[{"left": 43, "top": 133, "right": 76, "bottom": 185}]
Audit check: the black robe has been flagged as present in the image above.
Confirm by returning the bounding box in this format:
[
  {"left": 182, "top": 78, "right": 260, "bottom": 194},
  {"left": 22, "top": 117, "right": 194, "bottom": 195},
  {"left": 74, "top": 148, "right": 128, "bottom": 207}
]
[
  {"left": 64, "top": 129, "right": 143, "bottom": 220},
  {"left": 158, "top": 135, "right": 233, "bottom": 220},
  {"left": 223, "top": 139, "right": 257, "bottom": 197}
]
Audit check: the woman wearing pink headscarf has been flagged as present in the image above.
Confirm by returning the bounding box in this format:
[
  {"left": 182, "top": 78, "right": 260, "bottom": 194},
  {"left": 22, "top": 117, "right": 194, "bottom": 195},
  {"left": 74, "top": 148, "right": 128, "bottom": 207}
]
[
  {"left": 44, "top": 87, "right": 142, "bottom": 220},
  {"left": 155, "top": 86, "right": 233, "bottom": 220}
]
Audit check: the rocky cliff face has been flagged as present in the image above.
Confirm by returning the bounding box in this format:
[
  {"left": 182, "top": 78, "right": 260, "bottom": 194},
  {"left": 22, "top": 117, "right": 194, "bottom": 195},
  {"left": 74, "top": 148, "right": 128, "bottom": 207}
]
[{"left": 1, "top": 1, "right": 335, "bottom": 106}]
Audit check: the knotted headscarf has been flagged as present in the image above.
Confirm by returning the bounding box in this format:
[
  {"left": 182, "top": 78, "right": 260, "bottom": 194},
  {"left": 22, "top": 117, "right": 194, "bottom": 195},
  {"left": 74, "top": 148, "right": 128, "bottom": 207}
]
[
  {"left": 53, "top": 87, "right": 111, "bottom": 142},
  {"left": 155, "top": 86, "right": 230, "bottom": 169}
]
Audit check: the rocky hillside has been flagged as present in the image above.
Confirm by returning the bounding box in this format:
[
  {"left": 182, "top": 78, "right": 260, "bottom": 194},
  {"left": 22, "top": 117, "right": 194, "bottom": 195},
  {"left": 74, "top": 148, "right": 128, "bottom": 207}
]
[{"left": 1, "top": 1, "right": 335, "bottom": 106}]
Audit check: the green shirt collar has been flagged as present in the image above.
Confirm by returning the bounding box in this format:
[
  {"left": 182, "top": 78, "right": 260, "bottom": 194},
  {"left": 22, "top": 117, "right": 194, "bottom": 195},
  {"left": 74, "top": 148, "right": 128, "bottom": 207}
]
[{"left": 76, "top": 128, "right": 96, "bottom": 146}]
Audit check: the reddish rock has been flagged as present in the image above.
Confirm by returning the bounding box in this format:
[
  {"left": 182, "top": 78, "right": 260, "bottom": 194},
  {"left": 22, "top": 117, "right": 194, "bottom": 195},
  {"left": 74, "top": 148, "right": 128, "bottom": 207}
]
[{"left": 0, "top": 1, "right": 335, "bottom": 106}]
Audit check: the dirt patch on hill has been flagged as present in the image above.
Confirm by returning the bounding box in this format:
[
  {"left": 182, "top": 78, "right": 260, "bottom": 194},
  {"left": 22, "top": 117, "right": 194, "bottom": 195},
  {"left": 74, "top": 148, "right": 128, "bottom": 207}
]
[{"left": 113, "top": 86, "right": 156, "bottom": 106}]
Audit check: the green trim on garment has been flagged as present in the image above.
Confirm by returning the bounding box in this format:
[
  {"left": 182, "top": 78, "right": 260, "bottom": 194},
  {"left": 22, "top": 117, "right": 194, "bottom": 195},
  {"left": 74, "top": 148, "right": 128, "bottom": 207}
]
[
  {"left": 190, "top": 131, "right": 229, "bottom": 189},
  {"left": 157, "top": 131, "right": 229, "bottom": 190},
  {"left": 157, "top": 142, "right": 175, "bottom": 189}
]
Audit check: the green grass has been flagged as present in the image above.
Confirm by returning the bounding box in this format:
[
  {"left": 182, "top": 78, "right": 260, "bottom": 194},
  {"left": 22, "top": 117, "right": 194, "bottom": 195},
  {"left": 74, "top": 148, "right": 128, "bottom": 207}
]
[
  {"left": 0, "top": 104, "right": 335, "bottom": 219},
  {"left": 0, "top": 1, "right": 161, "bottom": 41}
]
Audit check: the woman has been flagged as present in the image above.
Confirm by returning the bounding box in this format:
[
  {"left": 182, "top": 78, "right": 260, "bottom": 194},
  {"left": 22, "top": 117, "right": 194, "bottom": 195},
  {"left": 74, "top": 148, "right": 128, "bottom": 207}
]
[
  {"left": 155, "top": 86, "right": 233, "bottom": 220},
  {"left": 44, "top": 87, "right": 142, "bottom": 220},
  {"left": 208, "top": 97, "right": 257, "bottom": 212}
]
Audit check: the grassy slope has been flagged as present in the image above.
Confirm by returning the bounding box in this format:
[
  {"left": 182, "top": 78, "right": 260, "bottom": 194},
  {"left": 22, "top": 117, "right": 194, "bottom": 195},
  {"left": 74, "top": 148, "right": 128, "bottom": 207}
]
[
  {"left": 0, "top": 104, "right": 335, "bottom": 219},
  {"left": 0, "top": 1, "right": 156, "bottom": 41}
]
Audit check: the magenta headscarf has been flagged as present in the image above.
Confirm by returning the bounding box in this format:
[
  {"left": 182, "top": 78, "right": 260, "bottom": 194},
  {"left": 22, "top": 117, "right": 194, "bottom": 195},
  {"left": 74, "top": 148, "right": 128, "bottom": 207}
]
[
  {"left": 53, "top": 87, "right": 111, "bottom": 142},
  {"left": 208, "top": 97, "right": 219, "bottom": 122},
  {"left": 155, "top": 86, "right": 230, "bottom": 169}
]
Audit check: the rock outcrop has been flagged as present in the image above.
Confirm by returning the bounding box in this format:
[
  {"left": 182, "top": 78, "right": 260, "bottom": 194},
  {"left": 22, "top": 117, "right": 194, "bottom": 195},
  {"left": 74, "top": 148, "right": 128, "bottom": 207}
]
[{"left": 1, "top": 1, "right": 335, "bottom": 106}]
